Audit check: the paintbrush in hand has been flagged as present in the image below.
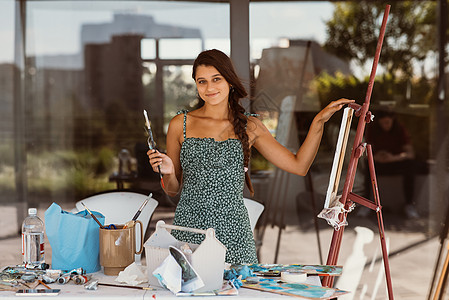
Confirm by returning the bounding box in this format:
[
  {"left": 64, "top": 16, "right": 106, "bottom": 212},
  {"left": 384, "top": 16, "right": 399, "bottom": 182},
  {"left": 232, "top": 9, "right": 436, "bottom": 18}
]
[{"left": 144, "top": 110, "right": 165, "bottom": 189}]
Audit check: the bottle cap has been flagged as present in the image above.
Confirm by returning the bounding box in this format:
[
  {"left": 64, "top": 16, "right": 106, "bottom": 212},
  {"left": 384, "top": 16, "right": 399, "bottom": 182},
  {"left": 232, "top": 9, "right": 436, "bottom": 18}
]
[{"left": 28, "top": 208, "right": 37, "bottom": 215}]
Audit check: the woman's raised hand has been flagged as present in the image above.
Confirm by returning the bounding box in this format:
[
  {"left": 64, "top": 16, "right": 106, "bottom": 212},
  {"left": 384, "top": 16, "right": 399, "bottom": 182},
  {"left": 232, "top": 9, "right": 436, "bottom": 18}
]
[{"left": 316, "top": 98, "right": 355, "bottom": 124}]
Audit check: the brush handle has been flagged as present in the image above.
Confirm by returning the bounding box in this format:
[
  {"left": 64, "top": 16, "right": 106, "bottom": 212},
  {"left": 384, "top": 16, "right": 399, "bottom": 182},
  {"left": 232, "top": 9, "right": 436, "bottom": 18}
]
[
  {"left": 131, "top": 211, "right": 142, "bottom": 221},
  {"left": 131, "top": 198, "right": 150, "bottom": 221},
  {"left": 81, "top": 202, "right": 104, "bottom": 229},
  {"left": 98, "top": 282, "right": 153, "bottom": 290},
  {"left": 89, "top": 212, "right": 104, "bottom": 229}
]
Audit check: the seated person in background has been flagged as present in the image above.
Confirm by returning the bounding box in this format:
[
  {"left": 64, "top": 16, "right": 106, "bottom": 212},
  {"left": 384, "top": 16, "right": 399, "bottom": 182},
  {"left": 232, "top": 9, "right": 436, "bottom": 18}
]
[{"left": 365, "top": 109, "right": 419, "bottom": 219}]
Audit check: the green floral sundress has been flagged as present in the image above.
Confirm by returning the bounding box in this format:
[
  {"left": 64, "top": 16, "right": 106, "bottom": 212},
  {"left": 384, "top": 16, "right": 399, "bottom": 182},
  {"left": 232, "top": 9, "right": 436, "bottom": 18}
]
[{"left": 172, "top": 110, "right": 258, "bottom": 264}]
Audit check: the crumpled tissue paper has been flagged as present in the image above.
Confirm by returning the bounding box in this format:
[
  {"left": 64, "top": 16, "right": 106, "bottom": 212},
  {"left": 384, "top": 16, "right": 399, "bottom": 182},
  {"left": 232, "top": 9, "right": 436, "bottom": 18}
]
[
  {"left": 153, "top": 246, "right": 204, "bottom": 294},
  {"left": 115, "top": 262, "right": 148, "bottom": 286}
]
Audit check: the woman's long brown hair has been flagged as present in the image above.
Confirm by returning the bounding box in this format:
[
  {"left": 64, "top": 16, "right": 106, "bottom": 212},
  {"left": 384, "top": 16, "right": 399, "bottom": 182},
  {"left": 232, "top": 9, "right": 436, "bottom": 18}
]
[{"left": 192, "top": 49, "right": 254, "bottom": 196}]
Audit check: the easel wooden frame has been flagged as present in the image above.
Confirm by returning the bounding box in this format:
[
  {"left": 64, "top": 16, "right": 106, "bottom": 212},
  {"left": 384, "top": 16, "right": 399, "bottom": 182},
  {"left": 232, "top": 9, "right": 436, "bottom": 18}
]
[
  {"left": 431, "top": 242, "right": 449, "bottom": 300},
  {"left": 321, "top": 5, "right": 395, "bottom": 300},
  {"left": 427, "top": 195, "right": 449, "bottom": 300}
]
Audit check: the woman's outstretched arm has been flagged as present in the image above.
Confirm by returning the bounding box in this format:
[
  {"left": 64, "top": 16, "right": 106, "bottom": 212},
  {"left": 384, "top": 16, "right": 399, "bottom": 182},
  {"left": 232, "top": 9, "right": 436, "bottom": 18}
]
[{"left": 252, "top": 98, "right": 355, "bottom": 176}]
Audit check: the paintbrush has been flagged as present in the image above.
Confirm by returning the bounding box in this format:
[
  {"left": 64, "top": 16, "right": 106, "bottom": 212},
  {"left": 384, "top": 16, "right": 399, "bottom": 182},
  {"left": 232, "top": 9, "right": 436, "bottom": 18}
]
[
  {"left": 144, "top": 110, "right": 165, "bottom": 189},
  {"left": 123, "top": 193, "right": 152, "bottom": 229},
  {"left": 98, "top": 282, "right": 153, "bottom": 290},
  {"left": 81, "top": 202, "right": 104, "bottom": 229},
  {"left": 131, "top": 193, "right": 152, "bottom": 221},
  {"left": 38, "top": 279, "right": 51, "bottom": 289}
]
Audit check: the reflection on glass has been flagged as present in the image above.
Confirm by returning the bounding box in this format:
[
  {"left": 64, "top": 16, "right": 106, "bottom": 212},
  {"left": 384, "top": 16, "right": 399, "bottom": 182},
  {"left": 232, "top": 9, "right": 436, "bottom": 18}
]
[
  {"left": 163, "top": 65, "right": 197, "bottom": 132},
  {"left": 0, "top": 0, "right": 15, "bottom": 211},
  {"left": 141, "top": 39, "right": 156, "bottom": 60},
  {"left": 10, "top": 1, "right": 229, "bottom": 205},
  {"left": 159, "top": 39, "right": 203, "bottom": 59}
]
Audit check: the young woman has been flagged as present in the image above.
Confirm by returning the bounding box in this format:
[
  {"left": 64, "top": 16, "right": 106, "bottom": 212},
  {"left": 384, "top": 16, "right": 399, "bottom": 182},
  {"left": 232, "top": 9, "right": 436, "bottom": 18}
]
[{"left": 148, "top": 49, "right": 354, "bottom": 264}]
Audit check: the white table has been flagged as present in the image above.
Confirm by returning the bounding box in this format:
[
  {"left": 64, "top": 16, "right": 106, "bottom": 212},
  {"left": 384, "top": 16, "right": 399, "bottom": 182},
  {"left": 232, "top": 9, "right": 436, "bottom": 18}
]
[{"left": 0, "top": 272, "right": 294, "bottom": 299}]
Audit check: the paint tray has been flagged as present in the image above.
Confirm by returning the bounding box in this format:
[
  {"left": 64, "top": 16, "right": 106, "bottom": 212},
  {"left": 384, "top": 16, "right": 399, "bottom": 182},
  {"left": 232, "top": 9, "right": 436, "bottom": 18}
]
[{"left": 144, "top": 220, "right": 226, "bottom": 292}]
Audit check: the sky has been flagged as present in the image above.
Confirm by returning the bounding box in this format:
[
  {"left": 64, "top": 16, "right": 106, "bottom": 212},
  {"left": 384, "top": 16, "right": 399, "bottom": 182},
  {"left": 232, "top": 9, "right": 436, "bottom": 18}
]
[{"left": 0, "top": 1, "right": 335, "bottom": 63}]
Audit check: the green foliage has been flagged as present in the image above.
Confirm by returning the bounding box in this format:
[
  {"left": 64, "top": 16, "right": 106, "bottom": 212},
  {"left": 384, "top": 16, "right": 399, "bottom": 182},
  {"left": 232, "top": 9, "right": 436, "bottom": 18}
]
[
  {"left": 0, "top": 142, "right": 14, "bottom": 165},
  {"left": 313, "top": 71, "right": 435, "bottom": 109},
  {"left": 313, "top": 72, "right": 435, "bottom": 160},
  {"left": 104, "top": 100, "right": 143, "bottom": 148},
  {"left": 324, "top": 1, "right": 441, "bottom": 78},
  {"left": 251, "top": 148, "right": 274, "bottom": 172},
  {"left": 96, "top": 148, "right": 115, "bottom": 174},
  {"left": 19, "top": 149, "right": 116, "bottom": 200},
  {"left": 313, "top": 72, "right": 366, "bottom": 108}
]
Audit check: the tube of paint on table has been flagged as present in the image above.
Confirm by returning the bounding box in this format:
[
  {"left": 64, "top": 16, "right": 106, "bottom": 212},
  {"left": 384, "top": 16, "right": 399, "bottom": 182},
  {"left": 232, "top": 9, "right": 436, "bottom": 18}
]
[
  {"left": 57, "top": 273, "right": 71, "bottom": 284},
  {"left": 68, "top": 267, "right": 85, "bottom": 276},
  {"left": 73, "top": 274, "right": 92, "bottom": 285}
]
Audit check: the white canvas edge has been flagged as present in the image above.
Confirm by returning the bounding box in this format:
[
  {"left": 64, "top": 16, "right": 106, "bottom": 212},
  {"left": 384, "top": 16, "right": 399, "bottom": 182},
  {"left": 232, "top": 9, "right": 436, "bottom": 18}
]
[{"left": 324, "top": 107, "right": 354, "bottom": 208}]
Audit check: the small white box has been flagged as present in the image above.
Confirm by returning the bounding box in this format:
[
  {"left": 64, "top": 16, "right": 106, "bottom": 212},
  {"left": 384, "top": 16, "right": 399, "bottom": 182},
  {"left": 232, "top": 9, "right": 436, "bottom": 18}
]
[{"left": 144, "top": 220, "right": 226, "bottom": 292}]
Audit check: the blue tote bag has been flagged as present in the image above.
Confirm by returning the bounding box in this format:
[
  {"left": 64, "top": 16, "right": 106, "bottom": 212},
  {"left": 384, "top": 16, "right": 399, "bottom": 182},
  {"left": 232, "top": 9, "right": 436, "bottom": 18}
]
[{"left": 45, "top": 202, "right": 105, "bottom": 273}]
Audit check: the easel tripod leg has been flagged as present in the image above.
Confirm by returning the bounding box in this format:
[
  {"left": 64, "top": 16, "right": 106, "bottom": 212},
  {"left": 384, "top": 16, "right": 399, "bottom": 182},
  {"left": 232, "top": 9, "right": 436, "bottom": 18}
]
[
  {"left": 427, "top": 195, "right": 449, "bottom": 300},
  {"left": 376, "top": 208, "right": 394, "bottom": 299},
  {"left": 433, "top": 242, "right": 449, "bottom": 300},
  {"left": 367, "top": 144, "right": 394, "bottom": 299},
  {"left": 323, "top": 226, "right": 346, "bottom": 287}
]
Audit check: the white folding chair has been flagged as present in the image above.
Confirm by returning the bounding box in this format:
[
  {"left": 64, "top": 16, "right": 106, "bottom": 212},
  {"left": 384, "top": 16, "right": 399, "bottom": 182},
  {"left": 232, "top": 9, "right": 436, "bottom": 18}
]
[
  {"left": 243, "top": 197, "right": 265, "bottom": 233},
  {"left": 74, "top": 191, "right": 158, "bottom": 263}
]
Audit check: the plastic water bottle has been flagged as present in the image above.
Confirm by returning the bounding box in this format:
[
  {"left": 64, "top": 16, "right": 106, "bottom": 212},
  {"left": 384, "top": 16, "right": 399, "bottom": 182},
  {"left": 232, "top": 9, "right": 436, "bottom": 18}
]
[{"left": 22, "top": 208, "right": 45, "bottom": 266}]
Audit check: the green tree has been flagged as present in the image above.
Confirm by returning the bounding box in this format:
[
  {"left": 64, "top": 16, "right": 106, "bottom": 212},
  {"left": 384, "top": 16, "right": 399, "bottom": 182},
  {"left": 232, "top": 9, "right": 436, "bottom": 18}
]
[{"left": 324, "top": 1, "right": 438, "bottom": 78}]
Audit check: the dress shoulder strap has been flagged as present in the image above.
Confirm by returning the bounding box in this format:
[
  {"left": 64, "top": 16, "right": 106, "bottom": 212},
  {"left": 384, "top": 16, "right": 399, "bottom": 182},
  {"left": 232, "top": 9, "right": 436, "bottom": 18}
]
[
  {"left": 176, "top": 110, "right": 189, "bottom": 139},
  {"left": 243, "top": 112, "right": 259, "bottom": 130},
  {"left": 244, "top": 112, "right": 259, "bottom": 117}
]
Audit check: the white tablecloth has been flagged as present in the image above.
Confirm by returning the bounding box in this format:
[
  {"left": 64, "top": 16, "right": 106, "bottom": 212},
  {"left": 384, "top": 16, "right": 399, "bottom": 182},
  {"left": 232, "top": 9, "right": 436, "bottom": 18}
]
[{"left": 0, "top": 271, "right": 297, "bottom": 299}]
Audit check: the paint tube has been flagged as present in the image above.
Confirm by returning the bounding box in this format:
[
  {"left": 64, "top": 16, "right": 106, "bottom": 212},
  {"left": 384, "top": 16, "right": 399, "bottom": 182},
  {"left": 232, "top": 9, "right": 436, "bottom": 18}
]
[
  {"left": 84, "top": 280, "right": 98, "bottom": 290},
  {"left": 57, "top": 273, "right": 71, "bottom": 285},
  {"left": 68, "top": 268, "right": 85, "bottom": 276},
  {"left": 24, "top": 263, "right": 49, "bottom": 270},
  {"left": 41, "top": 274, "right": 57, "bottom": 284},
  {"left": 21, "top": 273, "right": 36, "bottom": 283},
  {"left": 45, "top": 269, "right": 62, "bottom": 282},
  {"left": 73, "top": 274, "right": 92, "bottom": 285}
]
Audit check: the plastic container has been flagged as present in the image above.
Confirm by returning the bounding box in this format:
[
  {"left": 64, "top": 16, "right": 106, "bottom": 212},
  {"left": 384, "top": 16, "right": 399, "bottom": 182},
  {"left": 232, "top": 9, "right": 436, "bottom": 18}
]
[
  {"left": 144, "top": 220, "right": 226, "bottom": 293},
  {"left": 22, "top": 208, "right": 45, "bottom": 266}
]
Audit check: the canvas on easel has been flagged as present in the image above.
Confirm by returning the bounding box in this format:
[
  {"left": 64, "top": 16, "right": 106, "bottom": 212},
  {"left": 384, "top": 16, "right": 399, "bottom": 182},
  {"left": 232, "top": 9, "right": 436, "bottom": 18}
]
[
  {"left": 324, "top": 107, "right": 354, "bottom": 209},
  {"left": 318, "top": 107, "right": 354, "bottom": 230}
]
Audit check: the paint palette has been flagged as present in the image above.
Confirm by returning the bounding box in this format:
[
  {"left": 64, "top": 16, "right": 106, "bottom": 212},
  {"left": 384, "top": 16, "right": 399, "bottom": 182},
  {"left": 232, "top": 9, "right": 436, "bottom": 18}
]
[
  {"left": 247, "top": 264, "right": 343, "bottom": 276},
  {"left": 243, "top": 278, "right": 349, "bottom": 299}
]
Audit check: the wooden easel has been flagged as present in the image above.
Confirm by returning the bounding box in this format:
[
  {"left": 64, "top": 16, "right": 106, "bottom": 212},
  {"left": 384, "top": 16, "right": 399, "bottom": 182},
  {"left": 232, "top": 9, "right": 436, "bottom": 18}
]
[
  {"left": 321, "top": 5, "right": 395, "bottom": 300},
  {"left": 431, "top": 242, "right": 449, "bottom": 300},
  {"left": 428, "top": 195, "right": 449, "bottom": 300}
]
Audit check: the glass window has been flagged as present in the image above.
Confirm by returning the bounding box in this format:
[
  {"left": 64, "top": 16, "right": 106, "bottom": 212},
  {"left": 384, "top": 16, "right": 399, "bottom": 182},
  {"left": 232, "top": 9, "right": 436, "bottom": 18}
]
[
  {"left": 250, "top": 1, "right": 339, "bottom": 186},
  {"left": 250, "top": 2, "right": 447, "bottom": 300},
  {"left": 7, "top": 1, "right": 229, "bottom": 211},
  {"left": 3, "top": 3, "right": 449, "bottom": 298},
  {"left": 159, "top": 39, "right": 203, "bottom": 59},
  {"left": 141, "top": 39, "right": 156, "bottom": 60},
  {"left": 0, "top": 0, "right": 16, "bottom": 239}
]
